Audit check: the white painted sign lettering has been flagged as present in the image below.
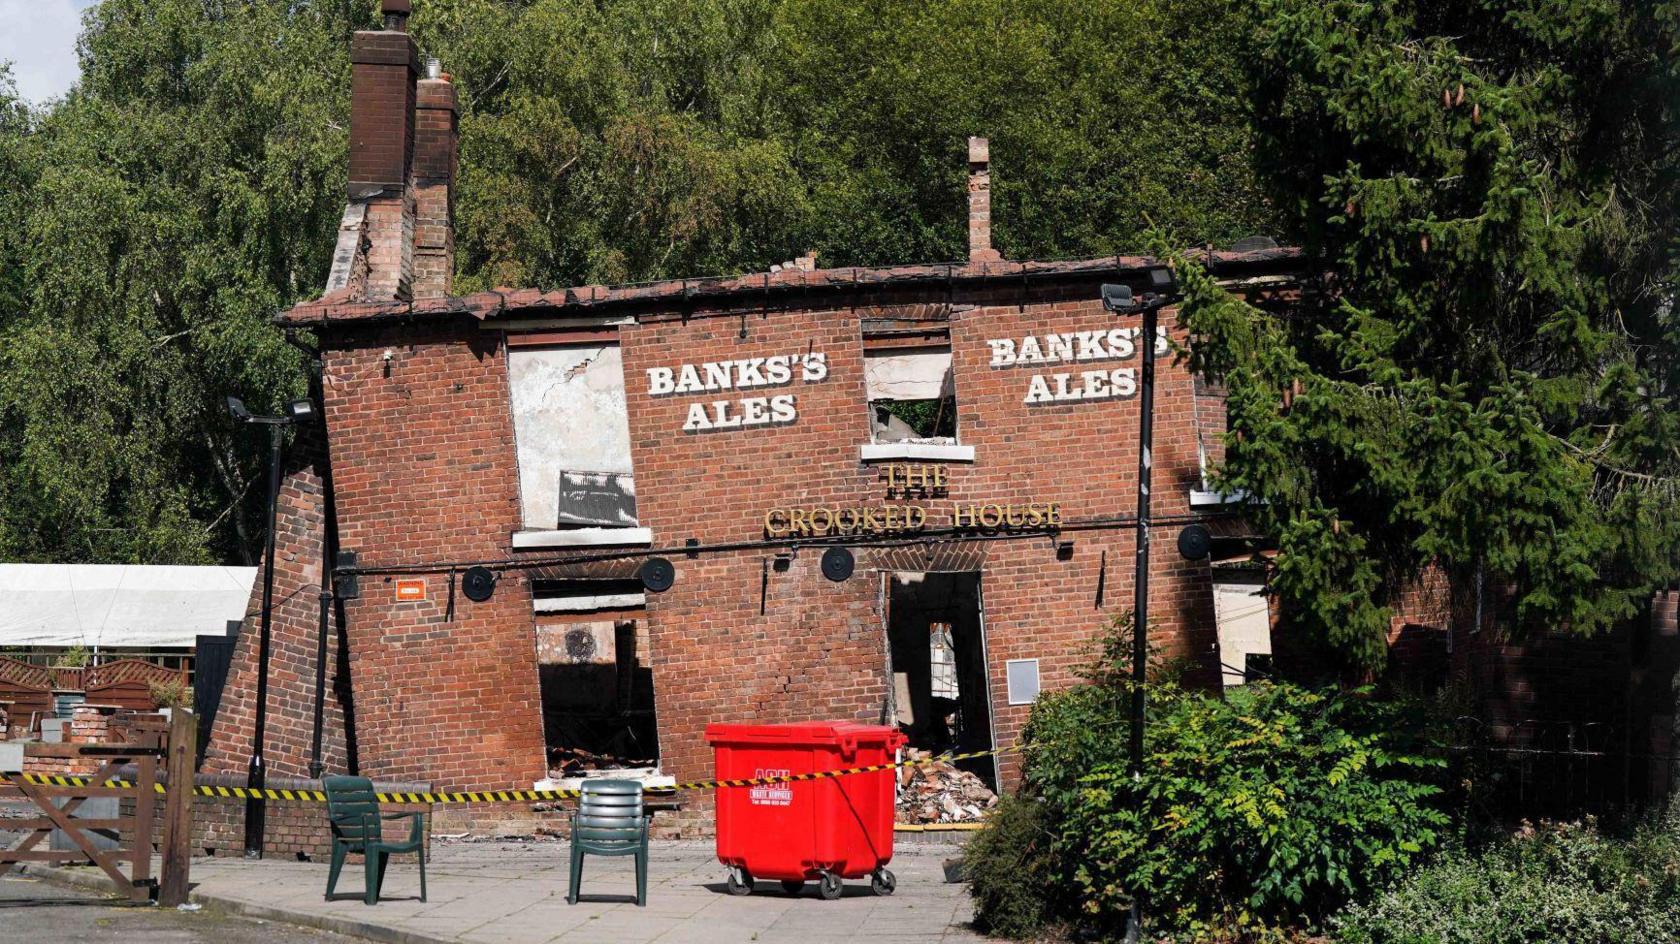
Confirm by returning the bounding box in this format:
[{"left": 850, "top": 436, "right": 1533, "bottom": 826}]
[
  {"left": 647, "top": 353, "right": 829, "bottom": 432},
  {"left": 987, "top": 326, "right": 1167, "bottom": 405}
]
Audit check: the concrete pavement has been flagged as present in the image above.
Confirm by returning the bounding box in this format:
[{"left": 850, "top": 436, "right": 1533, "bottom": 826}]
[
  {"left": 0, "top": 871, "right": 355, "bottom": 944},
  {"left": 31, "top": 839, "right": 985, "bottom": 944}
]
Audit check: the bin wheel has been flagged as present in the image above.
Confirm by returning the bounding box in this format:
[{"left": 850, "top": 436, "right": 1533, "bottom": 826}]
[
  {"left": 818, "top": 871, "right": 843, "bottom": 901},
  {"left": 780, "top": 879, "right": 805, "bottom": 896},
  {"left": 870, "top": 869, "right": 896, "bottom": 896},
  {"left": 727, "top": 867, "right": 753, "bottom": 896}
]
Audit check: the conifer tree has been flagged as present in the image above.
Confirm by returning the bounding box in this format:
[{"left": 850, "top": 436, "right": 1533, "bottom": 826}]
[{"left": 1176, "top": 1, "right": 1680, "bottom": 675}]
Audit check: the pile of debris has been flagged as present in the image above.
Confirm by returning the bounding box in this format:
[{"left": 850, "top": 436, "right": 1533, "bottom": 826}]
[
  {"left": 895, "top": 750, "right": 998, "bottom": 824},
  {"left": 546, "top": 747, "right": 656, "bottom": 779}
]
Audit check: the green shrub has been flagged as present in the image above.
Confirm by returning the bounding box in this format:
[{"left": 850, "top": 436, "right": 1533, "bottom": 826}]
[
  {"left": 964, "top": 792, "right": 1060, "bottom": 939},
  {"left": 1335, "top": 820, "right": 1680, "bottom": 944},
  {"left": 966, "top": 616, "right": 1448, "bottom": 941}
]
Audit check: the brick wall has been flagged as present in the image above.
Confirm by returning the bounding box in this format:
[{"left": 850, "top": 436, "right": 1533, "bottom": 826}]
[
  {"left": 319, "top": 321, "right": 545, "bottom": 791},
  {"left": 202, "top": 426, "right": 352, "bottom": 781}
]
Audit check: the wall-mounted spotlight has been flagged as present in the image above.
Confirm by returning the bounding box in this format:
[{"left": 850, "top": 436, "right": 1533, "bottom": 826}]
[
  {"left": 1055, "top": 539, "right": 1075, "bottom": 561},
  {"left": 461, "top": 565, "right": 498, "bottom": 602},
  {"left": 820, "top": 547, "right": 855, "bottom": 582},
  {"left": 640, "top": 557, "right": 676, "bottom": 592},
  {"left": 1177, "top": 524, "right": 1212, "bottom": 561}
]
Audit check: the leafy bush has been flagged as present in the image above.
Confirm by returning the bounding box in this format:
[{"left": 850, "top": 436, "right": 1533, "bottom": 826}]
[
  {"left": 54, "top": 644, "right": 89, "bottom": 668},
  {"left": 148, "top": 677, "right": 190, "bottom": 710},
  {"left": 1335, "top": 820, "right": 1680, "bottom": 944},
  {"left": 964, "top": 792, "right": 1060, "bottom": 939},
  {"left": 966, "top": 617, "right": 1448, "bottom": 940},
  {"left": 1061, "top": 682, "right": 1448, "bottom": 937}
]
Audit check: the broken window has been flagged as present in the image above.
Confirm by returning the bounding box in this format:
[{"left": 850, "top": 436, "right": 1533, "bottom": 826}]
[
  {"left": 863, "top": 325, "right": 957, "bottom": 443},
  {"left": 508, "top": 341, "right": 638, "bottom": 533},
  {"left": 531, "top": 579, "right": 659, "bottom": 776}
]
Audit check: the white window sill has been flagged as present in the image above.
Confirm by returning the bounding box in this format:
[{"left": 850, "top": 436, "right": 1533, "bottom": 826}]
[
  {"left": 513, "top": 527, "right": 652, "bottom": 549},
  {"left": 860, "top": 442, "right": 975, "bottom": 463},
  {"left": 1190, "top": 489, "right": 1251, "bottom": 508},
  {"left": 534, "top": 592, "right": 646, "bottom": 613}
]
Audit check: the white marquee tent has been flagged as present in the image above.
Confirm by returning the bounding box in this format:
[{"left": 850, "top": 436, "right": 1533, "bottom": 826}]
[{"left": 0, "top": 564, "right": 256, "bottom": 650}]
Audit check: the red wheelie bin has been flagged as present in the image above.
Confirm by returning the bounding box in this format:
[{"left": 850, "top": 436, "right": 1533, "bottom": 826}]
[{"left": 704, "top": 721, "right": 906, "bottom": 900}]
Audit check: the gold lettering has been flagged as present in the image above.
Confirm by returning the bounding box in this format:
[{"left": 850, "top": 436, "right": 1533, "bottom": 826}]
[
  {"left": 1004, "top": 504, "right": 1024, "bottom": 527},
  {"left": 1024, "top": 503, "right": 1045, "bottom": 527},
  {"left": 933, "top": 466, "right": 948, "bottom": 490},
  {"left": 809, "top": 507, "right": 834, "bottom": 535},
  {"left": 765, "top": 509, "right": 790, "bottom": 537},
  {"left": 980, "top": 504, "right": 1004, "bottom": 528},
  {"left": 884, "top": 506, "right": 902, "bottom": 531},
  {"left": 789, "top": 508, "right": 810, "bottom": 536},
  {"left": 1046, "top": 503, "right": 1062, "bottom": 527},
  {"left": 952, "top": 504, "right": 976, "bottom": 529},
  {"left": 860, "top": 507, "right": 880, "bottom": 532},
  {"left": 905, "top": 505, "right": 927, "bottom": 529},
  {"left": 836, "top": 508, "right": 858, "bottom": 532}
]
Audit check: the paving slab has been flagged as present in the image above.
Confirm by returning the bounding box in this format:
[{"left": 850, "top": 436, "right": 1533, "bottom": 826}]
[{"left": 28, "top": 839, "right": 983, "bottom": 944}]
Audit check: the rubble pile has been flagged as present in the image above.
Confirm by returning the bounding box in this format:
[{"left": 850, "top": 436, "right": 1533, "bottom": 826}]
[
  {"left": 895, "top": 751, "right": 998, "bottom": 824},
  {"left": 546, "top": 746, "right": 656, "bottom": 779}
]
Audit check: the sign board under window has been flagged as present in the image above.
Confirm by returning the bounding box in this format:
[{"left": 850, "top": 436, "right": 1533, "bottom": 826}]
[{"left": 1006, "top": 659, "right": 1041, "bottom": 705}]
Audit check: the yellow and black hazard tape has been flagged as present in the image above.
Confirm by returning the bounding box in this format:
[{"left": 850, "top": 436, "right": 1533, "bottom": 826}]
[{"left": 0, "top": 747, "right": 1007, "bottom": 806}]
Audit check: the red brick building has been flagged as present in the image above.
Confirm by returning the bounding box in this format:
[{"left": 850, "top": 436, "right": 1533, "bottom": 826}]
[{"left": 199, "top": 3, "right": 1301, "bottom": 814}]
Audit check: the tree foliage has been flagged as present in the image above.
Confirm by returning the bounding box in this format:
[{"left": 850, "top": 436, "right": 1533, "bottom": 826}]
[
  {"left": 1177, "top": 0, "right": 1680, "bottom": 668},
  {"left": 0, "top": 0, "right": 1274, "bottom": 564}
]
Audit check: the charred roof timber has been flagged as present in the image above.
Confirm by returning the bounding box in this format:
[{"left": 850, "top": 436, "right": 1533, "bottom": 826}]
[{"left": 275, "top": 246, "right": 1301, "bottom": 329}]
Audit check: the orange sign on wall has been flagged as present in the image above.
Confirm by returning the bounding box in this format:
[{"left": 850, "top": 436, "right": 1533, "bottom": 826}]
[{"left": 395, "top": 579, "right": 426, "bottom": 602}]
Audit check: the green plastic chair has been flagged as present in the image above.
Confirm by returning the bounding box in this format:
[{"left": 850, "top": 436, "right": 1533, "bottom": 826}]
[
  {"left": 567, "top": 779, "right": 650, "bottom": 906},
  {"left": 323, "top": 775, "right": 427, "bottom": 905}
]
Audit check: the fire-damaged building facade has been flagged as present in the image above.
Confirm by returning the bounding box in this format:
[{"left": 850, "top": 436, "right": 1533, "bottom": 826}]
[{"left": 203, "top": 1, "right": 1680, "bottom": 832}]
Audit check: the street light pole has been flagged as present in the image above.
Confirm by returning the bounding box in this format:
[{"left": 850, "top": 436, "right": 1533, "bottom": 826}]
[
  {"left": 227, "top": 395, "right": 317, "bottom": 860},
  {"left": 246, "top": 421, "right": 282, "bottom": 858},
  {"left": 1130, "top": 296, "right": 1157, "bottom": 775},
  {"left": 1101, "top": 268, "right": 1177, "bottom": 944}
]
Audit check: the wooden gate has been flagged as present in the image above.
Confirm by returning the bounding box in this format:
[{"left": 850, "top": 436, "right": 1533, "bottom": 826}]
[{"left": 0, "top": 712, "right": 195, "bottom": 903}]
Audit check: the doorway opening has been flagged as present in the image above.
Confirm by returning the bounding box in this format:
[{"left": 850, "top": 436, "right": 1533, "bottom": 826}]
[
  {"left": 531, "top": 578, "right": 660, "bottom": 779},
  {"left": 886, "top": 571, "right": 997, "bottom": 792}
]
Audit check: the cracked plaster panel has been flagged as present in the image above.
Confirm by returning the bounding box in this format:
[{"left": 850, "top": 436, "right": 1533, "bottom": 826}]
[
  {"left": 509, "top": 344, "right": 637, "bottom": 530},
  {"left": 864, "top": 349, "right": 954, "bottom": 401}
]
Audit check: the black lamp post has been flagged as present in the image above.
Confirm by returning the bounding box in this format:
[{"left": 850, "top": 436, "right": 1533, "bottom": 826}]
[
  {"left": 227, "top": 394, "right": 316, "bottom": 859},
  {"left": 1101, "top": 266, "right": 1178, "bottom": 943}
]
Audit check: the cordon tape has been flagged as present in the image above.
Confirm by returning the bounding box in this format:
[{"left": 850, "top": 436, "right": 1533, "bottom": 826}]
[{"left": 0, "top": 746, "right": 1010, "bottom": 805}]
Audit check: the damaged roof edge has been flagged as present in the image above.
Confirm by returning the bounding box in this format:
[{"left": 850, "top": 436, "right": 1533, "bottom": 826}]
[{"left": 274, "top": 246, "right": 1304, "bottom": 330}]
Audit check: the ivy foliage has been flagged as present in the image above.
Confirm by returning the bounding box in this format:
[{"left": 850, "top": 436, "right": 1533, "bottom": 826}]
[
  {"left": 0, "top": 0, "right": 1275, "bottom": 565},
  {"left": 1173, "top": 0, "right": 1680, "bottom": 668}
]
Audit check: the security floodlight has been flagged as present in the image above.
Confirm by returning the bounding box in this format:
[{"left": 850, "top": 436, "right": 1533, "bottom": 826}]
[
  {"left": 226, "top": 396, "right": 252, "bottom": 421},
  {"left": 1101, "top": 283, "right": 1136, "bottom": 312},
  {"left": 284, "top": 399, "right": 316, "bottom": 421},
  {"left": 1102, "top": 266, "right": 1177, "bottom": 314}
]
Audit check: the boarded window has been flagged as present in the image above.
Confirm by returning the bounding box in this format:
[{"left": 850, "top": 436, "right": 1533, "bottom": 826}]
[
  {"left": 864, "top": 339, "right": 957, "bottom": 443},
  {"left": 509, "top": 344, "right": 637, "bottom": 530}
]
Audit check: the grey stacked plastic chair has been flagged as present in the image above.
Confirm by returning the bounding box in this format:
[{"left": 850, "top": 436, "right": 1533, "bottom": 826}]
[
  {"left": 567, "top": 779, "right": 650, "bottom": 906},
  {"left": 323, "top": 775, "right": 427, "bottom": 906}
]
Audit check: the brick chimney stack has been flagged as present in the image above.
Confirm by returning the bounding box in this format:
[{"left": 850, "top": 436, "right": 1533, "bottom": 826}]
[
  {"left": 967, "top": 136, "right": 1001, "bottom": 263},
  {"left": 413, "top": 60, "right": 458, "bottom": 299},
  {"left": 347, "top": 1, "right": 421, "bottom": 300}
]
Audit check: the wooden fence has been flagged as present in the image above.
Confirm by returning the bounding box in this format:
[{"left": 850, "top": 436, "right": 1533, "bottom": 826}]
[{"left": 0, "top": 710, "right": 195, "bottom": 904}]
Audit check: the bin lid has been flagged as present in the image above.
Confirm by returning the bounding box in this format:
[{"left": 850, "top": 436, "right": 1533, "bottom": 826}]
[{"left": 704, "top": 720, "right": 905, "bottom": 747}]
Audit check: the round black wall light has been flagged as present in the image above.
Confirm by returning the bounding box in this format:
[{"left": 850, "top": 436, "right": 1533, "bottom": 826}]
[
  {"left": 461, "top": 566, "right": 498, "bottom": 602},
  {"left": 639, "top": 557, "right": 676, "bottom": 593},
  {"left": 1177, "top": 524, "right": 1212, "bottom": 561},
  {"left": 821, "top": 547, "right": 856, "bottom": 582}
]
